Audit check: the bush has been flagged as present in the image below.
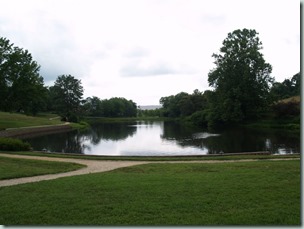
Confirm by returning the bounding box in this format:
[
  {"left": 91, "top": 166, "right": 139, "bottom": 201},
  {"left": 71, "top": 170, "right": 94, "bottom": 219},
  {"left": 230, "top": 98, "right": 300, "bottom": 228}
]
[
  {"left": 272, "top": 101, "right": 300, "bottom": 117},
  {"left": 189, "top": 110, "right": 208, "bottom": 127},
  {"left": 60, "top": 112, "right": 79, "bottom": 123},
  {"left": 0, "top": 138, "right": 31, "bottom": 151}
]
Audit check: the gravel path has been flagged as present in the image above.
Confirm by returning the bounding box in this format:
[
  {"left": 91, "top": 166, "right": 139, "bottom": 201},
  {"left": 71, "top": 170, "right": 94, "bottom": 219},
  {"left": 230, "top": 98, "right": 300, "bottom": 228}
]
[{"left": 0, "top": 153, "right": 299, "bottom": 187}]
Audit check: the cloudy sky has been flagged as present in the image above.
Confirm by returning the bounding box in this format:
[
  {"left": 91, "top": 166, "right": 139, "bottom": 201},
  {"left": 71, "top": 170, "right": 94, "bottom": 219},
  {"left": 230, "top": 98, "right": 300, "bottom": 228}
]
[{"left": 0, "top": 0, "right": 300, "bottom": 105}]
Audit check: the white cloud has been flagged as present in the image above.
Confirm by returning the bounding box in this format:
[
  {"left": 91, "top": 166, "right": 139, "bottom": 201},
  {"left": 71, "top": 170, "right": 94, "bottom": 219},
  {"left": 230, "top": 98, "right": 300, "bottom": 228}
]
[{"left": 0, "top": 0, "right": 300, "bottom": 105}]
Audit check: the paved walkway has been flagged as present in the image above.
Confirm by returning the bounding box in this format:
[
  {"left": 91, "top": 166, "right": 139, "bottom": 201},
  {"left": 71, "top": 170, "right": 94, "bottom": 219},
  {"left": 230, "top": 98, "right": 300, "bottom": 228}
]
[{"left": 0, "top": 153, "right": 300, "bottom": 187}]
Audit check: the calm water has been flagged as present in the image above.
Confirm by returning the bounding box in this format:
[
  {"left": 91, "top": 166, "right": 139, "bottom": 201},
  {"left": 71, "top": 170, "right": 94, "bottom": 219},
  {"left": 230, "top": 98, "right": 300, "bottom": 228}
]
[{"left": 23, "top": 121, "right": 300, "bottom": 156}]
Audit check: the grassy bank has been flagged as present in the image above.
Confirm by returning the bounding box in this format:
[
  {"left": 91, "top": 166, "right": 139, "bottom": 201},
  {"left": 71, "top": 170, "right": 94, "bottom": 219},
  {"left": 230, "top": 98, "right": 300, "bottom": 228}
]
[
  {"left": 0, "top": 138, "right": 31, "bottom": 151},
  {"left": 0, "top": 112, "right": 64, "bottom": 130},
  {"left": 0, "top": 151, "right": 300, "bottom": 161},
  {"left": 0, "top": 112, "right": 90, "bottom": 137},
  {"left": 0, "top": 156, "right": 85, "bottom": 180},
  {"left": 0, "top": 160, "right": 300, "bottom": 225}
]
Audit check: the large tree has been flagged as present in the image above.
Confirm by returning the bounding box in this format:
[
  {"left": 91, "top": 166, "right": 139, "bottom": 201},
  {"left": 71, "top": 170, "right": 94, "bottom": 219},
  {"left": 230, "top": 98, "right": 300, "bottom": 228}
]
[
  {"left": 50, "top": 75, "right": 84, "bottom": 121},
  {"left": 0, "top": 37, "right": 47, "bottom": 115},
  {"left": 208, "top": 29, "right": 274, "bottom": 123}
]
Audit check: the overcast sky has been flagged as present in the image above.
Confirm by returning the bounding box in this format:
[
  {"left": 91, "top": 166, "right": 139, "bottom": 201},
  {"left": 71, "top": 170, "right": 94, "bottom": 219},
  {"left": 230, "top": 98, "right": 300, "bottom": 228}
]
[{"left": 0, "top": 0, "right": 300, "bottom": 105}]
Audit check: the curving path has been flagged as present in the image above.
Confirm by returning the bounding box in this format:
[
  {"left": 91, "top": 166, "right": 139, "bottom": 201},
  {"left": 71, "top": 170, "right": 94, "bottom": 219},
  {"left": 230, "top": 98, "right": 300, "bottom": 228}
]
[{"left": 0, "top": 153, "right": 300, "bottom": 187}]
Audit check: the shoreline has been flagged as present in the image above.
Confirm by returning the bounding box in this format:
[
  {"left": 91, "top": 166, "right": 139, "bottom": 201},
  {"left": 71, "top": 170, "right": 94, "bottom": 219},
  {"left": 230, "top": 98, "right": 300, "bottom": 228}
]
[{"left": 0, "top": 123, "right": 73, "bottom": 138}]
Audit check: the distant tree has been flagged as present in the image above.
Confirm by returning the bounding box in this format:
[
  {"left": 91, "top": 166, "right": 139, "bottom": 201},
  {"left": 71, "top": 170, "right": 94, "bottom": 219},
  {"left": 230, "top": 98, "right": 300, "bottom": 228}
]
[
  {"left": 81, "top": 96, "right": 137, "bottom": 118},
  {"left": 50, "top": 75, "right": 84, "bottom": 122},
  {"left": 208, "top": 28, "right": 274, "bottom": 124},
  {"left": 160, "top": 94, "right": 184, "bottom": 117},
  {"left": 291, "top": 72, "right": 300, "bottom": 95},
  {"left": 0, "top": 37, "right": 47, "bottom": 115},
  {"left": 270, "top": 72, "right": 300, "bottom": 101},
  {"left": 139, "top": 108, "right": 163, "bottom": 117},
  {"left": 0, "top": 37, "right": 12, "bottom": 110},
  {"left": 100, "top": 97, "right": 137, "bottom": 117},
  {"left": 82, "top": 96, "right": 103, "bottom": 117},
  {"left": 160, "top": 90, "right": 208, "bottom": 118},
  {"left": 190, "top": 89, "right": 205, "bottom": 110},
  {"left": 124, "top": 99, "right": 137, "bottom": 117}
]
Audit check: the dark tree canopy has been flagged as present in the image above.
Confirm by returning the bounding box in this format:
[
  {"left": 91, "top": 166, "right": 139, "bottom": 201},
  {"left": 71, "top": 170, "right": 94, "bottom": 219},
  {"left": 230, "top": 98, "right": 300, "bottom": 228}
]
[
  {"left": 270, "top": 72, "right": 300, "bottom": 101},
  {"left": 0, "top": 37, "right": 47, "bottom": 115},
  {"left": 208, "top": 29, "right": 274, "bottom": 123},
  {"left": 160, "top": 90, "right": 207, "bottom": 118},
  {"left": 50, "top": 75, "right": 84, "bottom": 121},
  {"left": 82, "top": 96, "right": 137, "bottom": 118}
]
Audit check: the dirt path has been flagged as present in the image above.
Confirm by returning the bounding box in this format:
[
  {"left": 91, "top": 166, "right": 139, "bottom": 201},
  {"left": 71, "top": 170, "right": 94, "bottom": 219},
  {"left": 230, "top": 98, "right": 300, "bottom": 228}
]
[{"left": 0, "top": 153, "right": 300, "bottom": 187}]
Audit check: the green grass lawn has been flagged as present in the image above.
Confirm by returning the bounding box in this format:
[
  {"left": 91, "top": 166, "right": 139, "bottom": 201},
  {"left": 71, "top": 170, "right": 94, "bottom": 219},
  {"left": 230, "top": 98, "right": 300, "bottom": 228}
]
[
  {"left": 1, "top": 150, "right": 300, "bottom": 161},
  {"left": 0, "top": 160, "right": 300, "bottom": 225},
  {"left": 0, "top": 112, "right": 64, "bottom": 130},
  {"left": 0, "top": 156, "right": 85, "bottom": 180}
]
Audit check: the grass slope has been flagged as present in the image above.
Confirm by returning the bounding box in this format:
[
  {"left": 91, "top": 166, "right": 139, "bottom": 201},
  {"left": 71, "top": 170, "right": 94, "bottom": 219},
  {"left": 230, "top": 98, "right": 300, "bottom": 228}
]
[
  {"left": 0, "top": 156, "right": 85, "bottom": 180},
  {"left": 1, "top": 151, "right": 300, "bottom": 161},
  {"left": 0, "top": 112, "right": 64, "bottom": 130},
  {"left": 0, "top": 160, "right": 300, "bottom": 225}
]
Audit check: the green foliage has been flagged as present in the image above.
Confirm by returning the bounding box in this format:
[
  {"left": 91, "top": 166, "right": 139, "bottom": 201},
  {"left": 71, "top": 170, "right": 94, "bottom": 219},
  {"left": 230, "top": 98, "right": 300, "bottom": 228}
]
[
  {"left": 208, "top": 29, "right": 274, "bottom": 124},
  {"left": 49, "top": 75, "right": 84, "bottom": 122},
  {"left": 63, "top": 112, "right": 79, "bottom": 123},
  {"left": 188, "top": 110, "right": 208, "bottom": 127},
  {"left": 137, "top": 108, "right": 163, "bottom": 117},
  {"left": 272, "top": 100, "right": 300, "bottom": 118},
  {"left": 244, "top": 115, "right": 300, "bottom": 132},
  {"left": 0, "top": 35, "right": 299, "bottom": 129},
  {"left": 160, "top": 89, "right": 208, "bottom": 118},
  {"left": 270, "top": 72, "right": 300, "bottom": 101},
  {"left": 83, "top": 96, "right": 137, "bottom": 118},
  {"left": 0, "top": 37, "right": 47, "bottom": 115},
  {"left": 0, "top": 138, "right": 31, "bottom": 151}
]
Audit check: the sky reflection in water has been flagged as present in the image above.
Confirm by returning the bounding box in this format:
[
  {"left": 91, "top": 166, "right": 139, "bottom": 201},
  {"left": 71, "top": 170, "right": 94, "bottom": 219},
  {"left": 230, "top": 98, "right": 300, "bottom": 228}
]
[{"left": 24, "top": 121, "right": 300, "bottom": 156}]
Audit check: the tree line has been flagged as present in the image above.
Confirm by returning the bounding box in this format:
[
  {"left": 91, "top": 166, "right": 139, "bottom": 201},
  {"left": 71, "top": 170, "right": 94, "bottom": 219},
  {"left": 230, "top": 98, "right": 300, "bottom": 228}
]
[
  {"left": 82, "top": 96, "right": 137, "bottom": 118},
  {"left": 0, "top": 29, "right": 300, "bottom": 126},
  {"left": 0, "top": 37, "right": 137, "bottom": 121},
  {"left": 158, "top": 29, "right": 300, "bottom": 127}
]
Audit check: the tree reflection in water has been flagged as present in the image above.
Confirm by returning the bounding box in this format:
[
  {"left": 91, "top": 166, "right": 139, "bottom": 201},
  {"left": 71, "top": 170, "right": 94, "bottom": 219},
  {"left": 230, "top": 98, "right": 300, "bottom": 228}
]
[{"left": 24, "top": 121, "right": 300, "bottom": 155}]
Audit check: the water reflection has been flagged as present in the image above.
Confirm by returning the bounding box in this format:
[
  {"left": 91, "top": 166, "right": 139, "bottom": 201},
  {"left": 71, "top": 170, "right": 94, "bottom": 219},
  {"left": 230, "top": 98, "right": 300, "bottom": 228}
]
[
  {"left": 24, "top": 121, "right": 300, "bottom": 156},
  {"left": 89, "top": 123, "right": 137, "bottom": 144}
]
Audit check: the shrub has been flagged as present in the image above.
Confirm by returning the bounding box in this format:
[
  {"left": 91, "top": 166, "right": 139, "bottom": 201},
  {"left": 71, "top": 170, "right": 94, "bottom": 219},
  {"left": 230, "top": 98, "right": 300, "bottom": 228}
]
[
  {"left": 189, "top": 110, "right": 208, "bottom": 127},
  {"left": 0, "top": 138, "right": 31, "bottom": 151},
  {"left": 272, "top": 101, "right": 300, "bottom": 117}
]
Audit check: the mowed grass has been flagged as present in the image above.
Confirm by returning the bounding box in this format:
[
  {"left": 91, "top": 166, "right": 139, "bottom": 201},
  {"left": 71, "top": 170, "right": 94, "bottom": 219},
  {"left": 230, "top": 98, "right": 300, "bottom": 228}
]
[
  {"left": 0, "top": 112, "right": 64, "bottom": 130},
  {"left": 0, "top": 156, "right": 85, "bottom": 180},
  {"left": 1, "top": 150, "right": 300, "bottom": 161},
  {"left": 0, "top": 160, "right": 300, "bottom": 225}
]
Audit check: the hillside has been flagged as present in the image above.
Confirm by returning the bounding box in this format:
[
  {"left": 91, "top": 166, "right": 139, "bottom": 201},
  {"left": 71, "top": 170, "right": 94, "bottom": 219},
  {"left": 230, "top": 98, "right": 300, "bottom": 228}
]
[{"left": 0, "top": 112, "right": 64, "bottom": 130}]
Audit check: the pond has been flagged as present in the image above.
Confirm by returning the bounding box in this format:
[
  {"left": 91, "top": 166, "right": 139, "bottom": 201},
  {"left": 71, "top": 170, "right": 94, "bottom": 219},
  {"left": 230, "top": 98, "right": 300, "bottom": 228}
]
[{"left": 23, "top": 121, "right": 300, "bottom": 156}]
